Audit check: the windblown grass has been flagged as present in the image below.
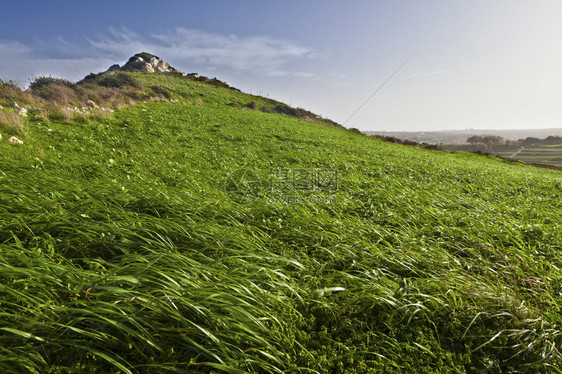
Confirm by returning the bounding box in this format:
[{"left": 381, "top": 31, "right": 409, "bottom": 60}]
[
  {"left": 0, "top": 73, "right": 561, "bottom": 373},
  {"left": 0, "top": 110, "right": 24, "bottom": 134}
]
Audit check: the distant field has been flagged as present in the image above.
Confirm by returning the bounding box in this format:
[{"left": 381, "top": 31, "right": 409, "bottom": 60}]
[
  {"left": 365, "top": 128, "right": 562, "bottom": 144},
  {"left": 443, "top": 143, "right": 562, "bottom": 167}
]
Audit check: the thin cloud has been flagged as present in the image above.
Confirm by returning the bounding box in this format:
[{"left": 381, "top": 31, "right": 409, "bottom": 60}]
[
  {"left": 0, "top": 41, "right": 34, "bottom": 84},
  {"left": 129, "top": 27, "right": 314, "bottom": 76},
  {"left": 411, "top": 70, "right": 446, "bottom": 79},
  {"left": 0, "top": 38, "right": 112, "bottom": 85},
  {"left": 293, "top": 72, "right": 320, "bottom": 79},
  {"left": 85, "top": 27, "right": 153, "bottom": 60},
  {"left": 0, "top": 27, "right": 317, "bottom": 84}
]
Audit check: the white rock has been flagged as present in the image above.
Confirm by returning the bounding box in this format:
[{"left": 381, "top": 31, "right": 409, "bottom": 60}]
[
  {"left": 122, "top": 54, "right": 175, "bottom": 74},
  {"left": 8, "top": 136, "right": 23, "bottom": 144},
  {"left": 86, "top": 100, "right": 98, "bottom": 108},
  {"left": 9, "top": 102, "right": 26, "bottom": 116},
  {"left": 0, "top": 133, "right": 2, "bottom": 141},
  {"left": 12, "top": 103, "right": 27, "bottom": 116}
]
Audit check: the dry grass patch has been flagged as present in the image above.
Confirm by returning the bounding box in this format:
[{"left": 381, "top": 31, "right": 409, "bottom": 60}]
[
  {"left": 0, "top": 110, "right": 24, "bottom": 134},
  {"left": 45, "top": 104, "right": 74, "bottom": 122}
]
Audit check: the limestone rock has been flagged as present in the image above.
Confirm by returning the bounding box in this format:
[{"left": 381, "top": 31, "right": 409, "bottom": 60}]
[
  {"left": 119, "top": 53, "right": 182, "bottom": 75},
  {"left": 8, "top": 136, "right": 23, "bottom": 145},
  {"left": 11, "top": 102, "right": 27, "bottom": 116},
  {"left": 82, "top": 53, "right": 184, "bottom": 83}
]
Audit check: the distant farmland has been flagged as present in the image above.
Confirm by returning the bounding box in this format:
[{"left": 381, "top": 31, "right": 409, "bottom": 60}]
[{"left": 443, "top": 143, "right": 562, "bottom": 167}]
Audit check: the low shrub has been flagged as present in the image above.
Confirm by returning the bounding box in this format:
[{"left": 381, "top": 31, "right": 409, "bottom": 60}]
[
  {"left": 36, "top": 83, "right": 78, "bottom": 102},
  {"left": 47, "top": 107, "right": 72, "bottom": 122},
  {"left": 0, "top": 78, "right": 27, "bottom": 104},
  {"left": 29, "top": 76, "right": 74, "bottom": 90},
  {"left": 421, "top": 143, "right": 441, "bottom": 150},
  {"left": 71, "top": 114, "right": 89, "bottom": 124},
  {"left": 244, "top": 102, "right": 257, "bottom": 110},
  {"left": 348, "top": 127, "right": 363, "bottom": 134},
  {"left": 274, "top": 104, "right": 297, "bottom": 117},
  {"left": 150, "top": 85, "right": 171, "bottom": 99},
  {"left": 26, "top": 108, "right": 47, "bottom": 123},
  {"left": 96, "top": 73, "right": 139, "bottom": 88}
]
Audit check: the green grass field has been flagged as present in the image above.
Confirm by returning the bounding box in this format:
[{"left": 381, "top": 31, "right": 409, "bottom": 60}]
[{"left": 1, "top": 72, "right": 562, "bottom": 373}]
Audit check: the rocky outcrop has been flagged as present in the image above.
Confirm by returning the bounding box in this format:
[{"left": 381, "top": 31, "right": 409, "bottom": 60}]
[
  {"left": 11, "top": 102, "right": 27, "bottom": 116},
  {"left": 108, "top": 53, "right": 183, "bottom": 75},
  {"left": 80, "top": 53, "right": 241, "bottom": 94}
]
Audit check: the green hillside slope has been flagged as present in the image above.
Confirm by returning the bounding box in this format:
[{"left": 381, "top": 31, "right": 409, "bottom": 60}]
[{"left": 0, "top": 71, "right": 561, "bottom": 373}]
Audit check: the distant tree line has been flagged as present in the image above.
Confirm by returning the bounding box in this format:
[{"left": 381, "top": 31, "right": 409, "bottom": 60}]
[
  {"left": 466, "top": 135, "right": 506, "bottom": 146},
  {"left": 467, "top": 135, "right": 562, "bottom": 147},
  {"left": 518, "top": 135, "right": 562, "bottom": 147}
]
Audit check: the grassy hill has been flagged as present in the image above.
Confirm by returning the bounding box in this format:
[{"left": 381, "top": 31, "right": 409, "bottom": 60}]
[{"left": 0, "top": 67, "right": 561, "bottom": 373}]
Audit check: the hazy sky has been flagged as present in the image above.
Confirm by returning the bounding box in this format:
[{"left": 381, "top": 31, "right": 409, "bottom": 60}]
[{"left": 1, "top": 0, "right": 561, "bottom": 131}]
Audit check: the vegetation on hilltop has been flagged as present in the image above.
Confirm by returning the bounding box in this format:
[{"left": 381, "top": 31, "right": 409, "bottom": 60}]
[
  {"left": 0, "top": 57, "right": 561, "bottom": 373},
  {"left": 1, "top": 65, "right": 341, "bottom": 137}
]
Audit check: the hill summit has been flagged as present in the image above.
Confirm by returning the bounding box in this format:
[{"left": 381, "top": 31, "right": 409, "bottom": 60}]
[
  {"left": 1, "top": 52, "right": 344, "bottom": 131},
  {"left": 105, "top": 52, "right": 182, "bottom": 75}
]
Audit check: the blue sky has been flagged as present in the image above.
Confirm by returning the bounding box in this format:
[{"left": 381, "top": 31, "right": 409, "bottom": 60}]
[{"left": 1, "top": 1, "right": 562, "bottom": 131}]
